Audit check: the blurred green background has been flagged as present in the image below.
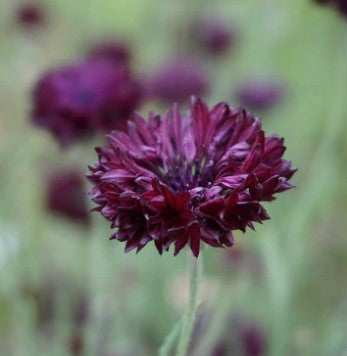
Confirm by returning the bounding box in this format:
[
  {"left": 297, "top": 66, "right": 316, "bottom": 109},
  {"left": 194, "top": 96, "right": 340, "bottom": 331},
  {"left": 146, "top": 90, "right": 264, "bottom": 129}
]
[{"left": 1, "top": 0, "right": 347, "bottom": 355}]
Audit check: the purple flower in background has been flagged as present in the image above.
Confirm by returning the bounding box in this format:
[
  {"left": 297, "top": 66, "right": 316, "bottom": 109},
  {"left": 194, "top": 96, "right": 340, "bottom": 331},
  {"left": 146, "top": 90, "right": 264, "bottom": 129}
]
[
  {"left": 87, "top": 97, "right": 295, "bottom": 257},
  {"left": 313, "top": 0, "right": 347, "bottom": 17},
  {"left": 236, "top": 79, "right": 285, "bottom": 112},
  {"left": 88, "top": 40, "right": 131, "bottom": 67},
  {"left": 193, "top": 16, "right": 235, "bottom": 56},
  {"left": 16, "top": 2, "right": 44, "bottom": 28},
  {"left": 191, "top": 311, "right": 267, "bottom": 356},
  {"left": 237, "top": 318, "right": 267, "bottom": 356},
  {"left": 32, "top": 59, "right": 142, "bottom": 147},
  {"left": 336, "top": 0, "right": 347, "bottom": 16},
  {"left": 148, "top": 58, "right": 208, "bottom": 104},
  {"left": 47, "top": 170, "right": 89, "bottom": 225}
]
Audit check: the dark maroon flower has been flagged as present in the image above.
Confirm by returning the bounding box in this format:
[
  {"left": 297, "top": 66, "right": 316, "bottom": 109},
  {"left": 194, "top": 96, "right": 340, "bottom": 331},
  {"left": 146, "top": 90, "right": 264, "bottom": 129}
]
[
  {"left": 215, "top": 315, "right": 267, "bottom": 356},
  {"left": 191, "top": 311, "right": 267, "bottom": 356},
  {"left": 193, "top": 16, "right": 235, "bottom": 56},
  {"left": 88, "top": 40, "right": 131, "bottom": 67},
  {"left": 229, "top": 315, "right": 267, "bottom": 356},
  {"left": 87, "top": 98, "right": 295, "bottom": 257},
  {"left": 47, "top": 170, "right": 89, "bottom": 225},
  {"left": 32, "top": 59, "right": 142, "bottom": 147},
  {"left": 16, "top": 2, "right": 44, "bottom": 28},
  {"left": 236, "top": 79, "right": 285, "bottom": 112},
  {"left": 148, "top": 58, "right": 208, "bottom": 104},
  {"left": 237, "top": 318, "right": 267, "bottom": 356},
  {"left": 313, "top": 0, "right": 347, "bottom": 17},
  {"left": 336, "top": 0, "right": 347, "bottom": 16}
]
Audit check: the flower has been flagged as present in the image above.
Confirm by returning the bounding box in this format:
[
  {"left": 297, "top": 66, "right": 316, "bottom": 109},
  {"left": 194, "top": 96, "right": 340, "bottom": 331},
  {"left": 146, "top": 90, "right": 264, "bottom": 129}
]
[
  {"left": 87, "top": 97, "right": 295, "bottom": 257},
  {"left": 87, "top": 40, "right": 131, "bottom": 67},
  {"left": 191, "top": 311, "right": 267, "bottom": 356},
  {"left": 32, "top": 59, "right": 142, "bottom": 147},
  {"left": 47, "top": 169, "right": 89, "bottom": 225},
  {"left": 147, "top": 58, "right": 208, "bottom": 104},
  {"left": 16, "top": 2, "right": 45, "bottom": 28},
  {"left": 220, "top": 316, "right": 267, "bottom": 356},
  {"left": 192, "top": 16, "right": 235, "bottom": 56},
  {"left": 240, "top": 322, "right": 267, "bottom": 356},
  {"left": 235, "top": 79, "right": 285, "bottom": 112},
  {"left": 313, "top": 0, "right": 347, "bottom": 17}
]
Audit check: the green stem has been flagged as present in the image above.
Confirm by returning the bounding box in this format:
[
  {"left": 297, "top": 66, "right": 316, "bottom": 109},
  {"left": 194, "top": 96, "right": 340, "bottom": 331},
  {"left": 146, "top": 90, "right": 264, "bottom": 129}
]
[
  {"left": 159, "top": 319, "right": 183, "bottom": 356},
  {"left": 175, "top": 251, "right": 203, "bottom": 356}
]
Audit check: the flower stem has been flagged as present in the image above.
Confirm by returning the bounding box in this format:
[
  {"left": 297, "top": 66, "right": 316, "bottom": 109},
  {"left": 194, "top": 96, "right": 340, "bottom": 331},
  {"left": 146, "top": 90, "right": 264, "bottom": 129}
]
[
  {"left": 175, "top": 250, "right": 203, "bottom": 356},
  {"left": 159, "top": 319, "right": 183, "bottom": 356}
]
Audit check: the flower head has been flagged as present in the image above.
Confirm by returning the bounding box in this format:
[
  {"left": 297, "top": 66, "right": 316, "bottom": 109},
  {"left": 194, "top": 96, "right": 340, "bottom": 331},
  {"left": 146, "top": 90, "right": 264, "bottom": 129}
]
[
  {"left": 148, "top": 58, "right": 208, "bottom": 104},
  {"left": 241, "top": 324, "right": 267, "bottom": 356},
  {"left": 87, "top": 40, "right": 131, "bottom": 67},
  {"left": 16, "top": 2, "right": 45, "bottom": 28},
  {"left": 47, "top": 169, "right": 89, "bottom": 225},
  {"left": 235, "top": 79, "right": 285, "bottom": 112},
  {"left": 313, "top": 0, "right": 347, "bottom": 17},
  {"left": 191, "top": 311, "right": 267, "bottom": 356},
  {"left": 87, "top": 98, "right": 295, "bottom": 257},
  {"left": 32, "top": 59, "right": 142, "bottom": 147},
  {"left": 192, "top": 16, "right": 235, "bottom": 56}
]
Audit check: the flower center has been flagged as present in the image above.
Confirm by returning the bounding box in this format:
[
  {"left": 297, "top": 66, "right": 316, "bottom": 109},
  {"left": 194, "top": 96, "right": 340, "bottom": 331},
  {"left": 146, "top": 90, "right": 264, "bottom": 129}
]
[{"left": 162, "top": 156, "right": 216, "bottom": 193}]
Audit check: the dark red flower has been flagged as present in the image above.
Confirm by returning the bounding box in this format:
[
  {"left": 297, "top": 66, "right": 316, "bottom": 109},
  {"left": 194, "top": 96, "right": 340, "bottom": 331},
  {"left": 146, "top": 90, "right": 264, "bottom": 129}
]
[
  {"left": 16, "top": 3, "right": 44, "bottom": 28},
  {"left": 148, "top": 58, "right": 208, "bottom": 104},
  {"left": 32, "top": 59, "right": 142, "bottom": 147},
  {"left": 235, "top": 79, "right": 285, "bottom": 112},
  {"left": 47, "top": 170, "right": 89, "bottom": 225},
  {"left": 192, "top": 16, "right": 235, "bottom": 56},
  {"left": 336, "top": 0, "right": 347, "bottom": 16},
  {"left": 242, "top": 325, "right": 267, "bottom": 356},
  {"left": 87, "top": 98, "right": 295, "bottom": 257},
  {"left": 191, "top": 311, "right": 267, "bottom": 356},
  {"left": 313, "top": 0, "right": 347, "bottom": 17},
  {"left": 88, "top": 40, "right": 131, "bottom": 67}
]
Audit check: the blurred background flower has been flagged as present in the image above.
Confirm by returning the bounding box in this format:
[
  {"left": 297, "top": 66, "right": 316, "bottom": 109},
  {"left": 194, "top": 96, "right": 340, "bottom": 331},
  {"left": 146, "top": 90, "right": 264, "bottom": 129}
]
[
  {"left": 190, "top": 15, "right": 236, "bottom": 57},
  {"left": 235, "top": 78, "right": 285, "bottom": 112},
  {"left": 314, "top": 0, "right": 347, "bottom": 17},
  {"left": 146, "top": 57, "right": 209, "bottom": 104},
  {"left": 31, "top": 59, "right": 143, "bottom": 147},
  {"left": 15, "top": 2, "right": 45, "bottom": 29},
  {"left": 87, "top": 39, "right": 132, "bottom": 68},
  {"left": 46, "top": 169, "right": 90, "bottom": 226}
]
